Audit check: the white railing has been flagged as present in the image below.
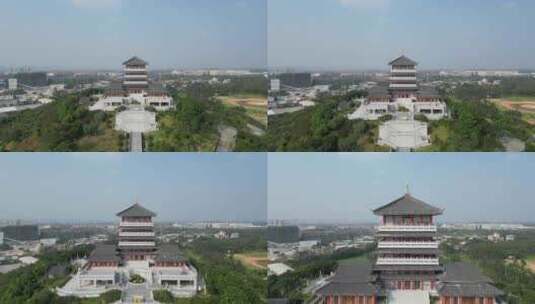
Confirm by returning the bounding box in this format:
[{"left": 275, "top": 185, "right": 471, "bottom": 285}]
[
  {"left": 390, "top": 77, "right": 417, "bottom": 81},
  {"left": 377, "top": 225, "right": 436, "bottom": 232},
  {"left": 124, "top": 81, "right": 149, "bottom": 85},
  {"left": 391, "top": 69, "right": 416, "bottom": 74},
  {"left": 118, "top": 241, "right": 155, "bottom": 247},
  {"left": 377, "top": 241, "right": 439, "bottom": 249},
  {"left": 376, "top": 257, "right": 439, "bottom": 265},
  {"left": 120, "top": 221, "right": 154, "bottom": 227},
  {"left": 119, "top": 232, "right": 155, "bottom": 237},
  {"left": 124, "top": 74, "right": 148, "bottom": 79},
  {"left": 389, "top": 84, "right": 418, "bottom": 88},
  {"left": 124, "top": 68, "right": 147, "bottom": 72}
]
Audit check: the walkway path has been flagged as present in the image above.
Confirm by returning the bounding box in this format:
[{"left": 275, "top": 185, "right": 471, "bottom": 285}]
[
  {"left": 216, "top": 125, "right": 238, "bottom": 152},
  {"left": 130, "top": 132, "right": 143, "bottom": 152}
]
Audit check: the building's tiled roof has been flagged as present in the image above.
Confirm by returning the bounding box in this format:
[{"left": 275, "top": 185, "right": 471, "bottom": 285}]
[
  {"left": 373, "top": 264, "right": 443, "bottom": 272},
  {"left": 373, "top": 193, "right": 443, "bottom": 216},
  {"left": 437, "top": 262, "right": 504, "bottom": 297},
  {"left": 116, "top": 203, "right": 156, "bottom": 217},
  {"left": 105, "top": 82, "right": 125, "bottom": 95},
  {"left": 123, "top": 56, "right": 148, "bottom": 66},
  {"left": 368, "top": 86, "right": 390, "bottom": 97},
  {"left": 389, "top": 55, "right": 418, "bottom": 66},
  {"left": 89, "top": 245, "right": 120, "bottom": 262},
  {"left": 155, "top": 245, "right": 187, "bottom": 263},
  {"left": 316, "top": 260, "right": 379, "bottom": 296}
]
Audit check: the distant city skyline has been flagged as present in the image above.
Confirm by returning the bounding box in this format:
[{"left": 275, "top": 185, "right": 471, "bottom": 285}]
[
  {"left": 269, "top": 0, "right": 535, "bottom": 70},
  {"left": 0, "top": 153, "right": 267, "bottom": 222},
  {"left": 268, "top": 153, "right": 535, "bottom": 223},
  {"left": 0, "top": 0, "right": 267, "bottom": 70}
]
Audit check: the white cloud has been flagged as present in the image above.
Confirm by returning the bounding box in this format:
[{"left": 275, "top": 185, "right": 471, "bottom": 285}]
[
  {"left": 338, "top": 0, "right": 389, "bottom": 9},
  {"left": 71, "top": 0, "right": 122, "bottom": 9}
]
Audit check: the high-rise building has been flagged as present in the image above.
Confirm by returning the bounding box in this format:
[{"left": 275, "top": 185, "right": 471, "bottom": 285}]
[{"left": 8, "top": 78, "right": 17, "bottom": 90}]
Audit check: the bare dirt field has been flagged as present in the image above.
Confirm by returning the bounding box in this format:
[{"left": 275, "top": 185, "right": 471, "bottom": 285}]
[
  {"left": 492, "top": 98, "right": 535, "bottom": 125},
  {"left": 234, "top": 252, "right": 268, "bottom": 270},
  {"left": 218, "top": 95, "right": 267, "bottom": 126},
  {"left": 527, "top": 257, "right": 535, "bottom": 273}
]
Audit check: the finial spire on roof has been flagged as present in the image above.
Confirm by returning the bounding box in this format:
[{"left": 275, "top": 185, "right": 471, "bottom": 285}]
[{"left": 405, "top": 183, "right": 410, "bottom": 195}]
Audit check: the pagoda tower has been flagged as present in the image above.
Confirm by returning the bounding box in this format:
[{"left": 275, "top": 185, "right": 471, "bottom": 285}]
[
  {"left": 116, "top": 203, "right": 157, "bottom": 261},
  {"left": 373, "top": 190, "right": 443, "bottom": 291},
  {"left": 388, "top": 55, "right": 418, "bottom": 99},
  {"left": 123, "top": 56, "right": 149, "bottom": 94}
]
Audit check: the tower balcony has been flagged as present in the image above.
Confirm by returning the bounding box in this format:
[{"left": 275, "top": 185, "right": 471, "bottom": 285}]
[
  {"left": 390, "top": 76, "right": 417, "bottom": 82},
  {"left": 118, "top": 241, "right": 156, "bottom": 247},
  {"left": 120, "top": 221, "right": 154, "bottom": 228},
  {"left": 124, "top": 67, "right": 147, "bottom": 73},
  {"left": 389, "top": 83, "right": 418, "bottom": 89},
  {"left": 377, "top": 225, "right": 436, "bottom": 232},
  {"left": 124, "top": 74, "right": 148, "bottom": 79},
  {"left": 376, "top": 257, "right": 439, "bottom": 265},
  {"left": 124, "top": 81, "right": 149, "bottom": 85},
  {"left": 118, "top": 231, "right": 155, "bottom": 237},
  {"left": 377, "top": 241, "right": 439, "bottom": 249},
  {"left": 391, "top": 68, "right": 416, "bottom": 74}
]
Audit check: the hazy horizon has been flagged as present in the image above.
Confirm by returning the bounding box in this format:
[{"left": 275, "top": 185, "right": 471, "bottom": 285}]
[
  {"left": 268, "top": 153, "right": 535, "bottom": 223},
  {"left": 0, "top": 153, "right": 267, "bottom": 223},
  {"left": 269, "top": 0, "right": 535, "bottom": 70},
  {"left": 0, "top": 0, "right": 267, "bottom": 70}
]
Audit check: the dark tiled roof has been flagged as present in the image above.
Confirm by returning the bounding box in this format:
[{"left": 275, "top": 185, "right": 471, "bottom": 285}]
[
  {"left": 373, "top": 264, "right": 443, "bottom": 272},
  {"left": 368, "top": 86, "right": 390, "bottom": 97},
  {"left": 389, "top": 55, "right": 418, "bottom": 66},
  {"left": 105, "top": 82, "right": 125, "bottom": 95},
  {"left": 155, "top": 244, "right": 187, "bottom": 263},
  {"left": 89, "top": 245, "right": 120, "bottom": 262},
  {"left": 438, "top": 262, "right": 503, "bottom": 297},
  {"left": 316, "top": 261, "right": 378, "bottom": 296},
  {"left": 373, "top": 193, "right": 443, "bottom": 216},
  {"left": 123, "top": 56, "right": 148, "bottom": 66},
  {"left": 116, "top": 203, "right": 157, "bottom": 217}
]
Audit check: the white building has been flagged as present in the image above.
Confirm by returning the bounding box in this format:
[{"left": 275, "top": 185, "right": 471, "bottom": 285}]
[
  {"left": 8, "top": 78, "right": 17, "bottom": 91},
  {"left": 90, "top": 57, "right": 173, "bottom": 112},
  {"left": 270, "top": 79, "right": 281, "bottom": 92},
  {"left": 348, "top": 56, "right": 447, "bottom": 121},
  {"left": 57, "top": 203, "right": 199, "bottom": 299}
]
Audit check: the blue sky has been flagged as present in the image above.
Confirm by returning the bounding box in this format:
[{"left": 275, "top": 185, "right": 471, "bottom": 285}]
[
  {"left": 268, "top": 0, "right": 535, "bottom": 70},
  {"left": 268, "top": 153, "right": 535, "bottom": 223},
  {"left": 0, "top": 153, "right": 267, "bottom": 223},
  {"left": 0, "top": 0, "right": 266, "bottom": 70}
]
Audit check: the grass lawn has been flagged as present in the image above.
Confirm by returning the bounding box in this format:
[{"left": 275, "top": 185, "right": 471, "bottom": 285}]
[
  {"left": 77, "top": 127, "right": 123, "bottom": 151},
  {"left": 338, "top": 254, "right": 369, "bottom": 263}
]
